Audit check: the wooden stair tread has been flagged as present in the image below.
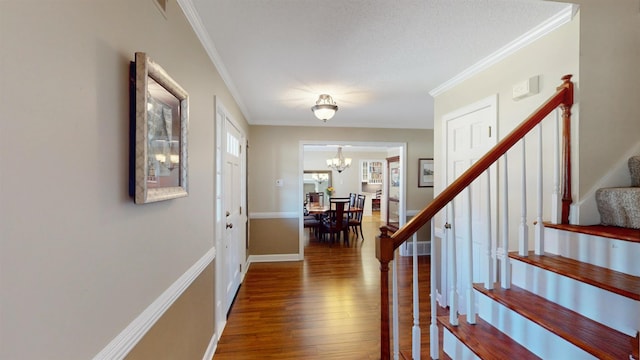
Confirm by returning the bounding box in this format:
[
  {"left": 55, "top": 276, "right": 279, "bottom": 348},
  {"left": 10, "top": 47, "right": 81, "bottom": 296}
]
[
  {"left": 544, "top": 222, "right": 640, "bottom": 243},
  {"left": 438, "top": 315, "right": 541, "bottom": 360},
  {"left": 474, "top": 284, "right": 632, "bottom": 360},
  {"left": 510, "top": 251, "right": 640, "bottom": 301}
]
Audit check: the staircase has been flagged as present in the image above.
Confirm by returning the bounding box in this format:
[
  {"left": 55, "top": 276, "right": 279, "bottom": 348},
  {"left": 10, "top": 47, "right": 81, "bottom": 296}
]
[
  {"left": 375, "top": 76, "right": 640, "bottom": 359},
  {"left": 441, "top": 224, "right": 640, "bottom": 359}
]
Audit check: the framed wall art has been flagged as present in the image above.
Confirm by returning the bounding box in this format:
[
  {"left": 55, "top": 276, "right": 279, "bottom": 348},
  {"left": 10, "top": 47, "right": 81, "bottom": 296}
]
[
  {"left": 129, "top": 52, "right": 189, "bottom": 204},
  {"left": 418, "top": 158, "right": 434, "bottom": 188}
]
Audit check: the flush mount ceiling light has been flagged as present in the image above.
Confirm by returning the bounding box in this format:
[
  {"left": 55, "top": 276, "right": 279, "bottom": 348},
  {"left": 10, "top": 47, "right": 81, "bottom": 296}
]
[{"left": 311, "top": 94, "right": 338, "bottom": 122}]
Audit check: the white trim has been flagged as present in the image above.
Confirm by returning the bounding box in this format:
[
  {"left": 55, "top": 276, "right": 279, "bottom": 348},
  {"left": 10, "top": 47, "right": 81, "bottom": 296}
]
[
  {"left": 93, "top": 247, "right": 216, "bottom": 360},
  {"left": 202, "top": 335, "right": 217, "bottom": 360},
  {"left": 177, "top": 0, "right": 251, "bottom": 122},
  {"left": 249, "top": 212, "right": 298, "bottom": 219},
  {"left": 430, "top": 5, "right": 575, "bottom": 97},
  {"left": 248, "top": 254, "right": 302, "bottom": 263}
]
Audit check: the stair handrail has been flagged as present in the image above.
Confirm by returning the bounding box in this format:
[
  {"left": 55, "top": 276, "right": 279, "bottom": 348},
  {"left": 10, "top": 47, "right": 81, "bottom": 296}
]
[{"left": 376, "top": 75, "right": 574, "bottom": 359}]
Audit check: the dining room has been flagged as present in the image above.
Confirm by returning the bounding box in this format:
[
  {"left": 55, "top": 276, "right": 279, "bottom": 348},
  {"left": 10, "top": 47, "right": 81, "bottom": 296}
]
[{"left": 301, "top": 142, "right": 405, "bottom": 249}]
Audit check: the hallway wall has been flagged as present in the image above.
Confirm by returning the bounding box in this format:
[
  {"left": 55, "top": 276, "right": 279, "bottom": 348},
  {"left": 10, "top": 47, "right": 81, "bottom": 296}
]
[{"left": 0, "top": 1, "right": 246, "bottom": 358}]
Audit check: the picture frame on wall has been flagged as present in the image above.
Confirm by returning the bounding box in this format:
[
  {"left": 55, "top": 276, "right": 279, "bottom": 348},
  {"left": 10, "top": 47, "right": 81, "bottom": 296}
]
[
  {"left": 418, "top": 158, "right": 434, "bottom": 188},
  {"left": 129, "top": 52, "right": 189, "bottom": 204}
]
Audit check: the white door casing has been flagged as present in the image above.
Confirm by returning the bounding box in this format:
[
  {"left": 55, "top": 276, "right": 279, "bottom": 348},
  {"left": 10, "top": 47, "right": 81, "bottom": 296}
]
[
  {"left": 214, "top": 98, "right": 247, "bottom": 342},
  {"left": 443, "top": 95, "right": 498, "bottom": 312}
]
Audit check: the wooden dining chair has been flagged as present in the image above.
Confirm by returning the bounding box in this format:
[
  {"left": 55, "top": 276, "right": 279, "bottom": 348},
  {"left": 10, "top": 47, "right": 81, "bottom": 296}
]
[
  {"left": 320, "top": 197, "right": 351, "bottom": 245},
  {"left": 349, "top": 194, "right": 366, "bottom": 240}
]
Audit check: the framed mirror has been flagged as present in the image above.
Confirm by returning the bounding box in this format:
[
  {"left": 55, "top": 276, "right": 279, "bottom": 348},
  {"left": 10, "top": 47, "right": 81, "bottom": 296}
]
[{"left": 303, "top": 170, "right": 332, "bottom": 200}]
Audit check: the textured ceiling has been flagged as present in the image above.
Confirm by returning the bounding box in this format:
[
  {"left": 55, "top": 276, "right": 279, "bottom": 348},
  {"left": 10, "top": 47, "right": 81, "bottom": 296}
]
[{"left": 187, "top": 0, "right": 572, "bottom": 129}]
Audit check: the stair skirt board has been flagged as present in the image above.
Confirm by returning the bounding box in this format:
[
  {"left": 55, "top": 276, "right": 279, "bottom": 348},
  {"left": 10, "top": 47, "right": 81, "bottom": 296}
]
[
  {"left": 510, "top": 258, "right": 639, "bottom": 337},
  {"left": 443, "top": 327, "right": 481, "bottom": 360},
  {"left": 544, "top": 227, "right": 640, "bottom": 277},
  {"left": 475, "top": 289, "right": 598, "bottom": 359}
]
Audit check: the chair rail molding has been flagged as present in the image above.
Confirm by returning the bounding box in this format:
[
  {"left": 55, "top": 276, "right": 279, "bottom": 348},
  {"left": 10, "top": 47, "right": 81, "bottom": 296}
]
[{"left": 92, "top": 247, "right": 216, "bottom": 360}]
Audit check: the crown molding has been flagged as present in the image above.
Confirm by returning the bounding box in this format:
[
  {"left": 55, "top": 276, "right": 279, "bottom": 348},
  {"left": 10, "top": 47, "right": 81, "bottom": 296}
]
[
  {"left": 430, "top": 4, "right": 577, "bottom": 97},
  {"left": 177, "top": 0, "right": 251, "bottom": 122}
]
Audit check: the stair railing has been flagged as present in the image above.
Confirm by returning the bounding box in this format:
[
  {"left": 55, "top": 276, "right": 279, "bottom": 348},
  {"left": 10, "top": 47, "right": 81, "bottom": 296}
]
[{"left": 376, "top": 75, "right": 574, "bottom": 359}]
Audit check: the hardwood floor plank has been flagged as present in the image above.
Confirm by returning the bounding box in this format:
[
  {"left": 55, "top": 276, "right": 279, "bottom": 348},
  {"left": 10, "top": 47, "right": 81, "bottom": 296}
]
[{"left": 213, "top": 215, "right": 442, "bottom": 359}]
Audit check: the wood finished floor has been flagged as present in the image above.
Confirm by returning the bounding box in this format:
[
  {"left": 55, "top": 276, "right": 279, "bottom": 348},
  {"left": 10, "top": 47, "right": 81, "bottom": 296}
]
[{"left": 213, "top": 215, "right": 438, "bottom": 359}]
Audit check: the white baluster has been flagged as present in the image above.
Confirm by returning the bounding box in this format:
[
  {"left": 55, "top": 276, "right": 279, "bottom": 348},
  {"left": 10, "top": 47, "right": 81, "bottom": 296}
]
[
  {"left": 392, "top": 253, "right": 399, "bottom": 360},
  {"left": 484, "top": 168, "right": 494, "bottom": 290},
  {"left": 501, "top": 155, "right": 511, "bottom": 289},
  {"left": 447, "top": 204, "right": 458, "bottom": 326},
  {"left": 430, "top": 220, "right": 439, "bottom": 359},
  {"left": 535, "top": 123, "right": 545, "bottom": 255},
  {"left": 551, "top": 109, "right": 561, "bottom": 224},
  {"left": 465, "top": 187, "right": 475, "bottom": 324},
  {"left": 412, "top": 233, "right": 421, "bottom": 360},
  {"left": 519, "top": 138, "right": 529, "bottom": 257}
]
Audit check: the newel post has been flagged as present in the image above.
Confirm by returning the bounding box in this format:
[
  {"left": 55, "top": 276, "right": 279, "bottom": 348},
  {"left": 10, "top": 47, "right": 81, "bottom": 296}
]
[
  {"left": 559, "top": 74, "right": 574, "bottom": 224},
  {"left": 376, "top": 226, "right": 395, "bottom": 359}
]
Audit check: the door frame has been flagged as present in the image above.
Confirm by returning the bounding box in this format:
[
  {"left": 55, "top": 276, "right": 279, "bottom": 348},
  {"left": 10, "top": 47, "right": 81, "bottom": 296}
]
[
  {"left": 298, "top": 140, "right": 406, "bottom": 259},
  {"left": 439, "top": 94, "right": 498, "bottom": 307},
  {"left": 214, "top": 97, "right": 247, "bottom": 342}
]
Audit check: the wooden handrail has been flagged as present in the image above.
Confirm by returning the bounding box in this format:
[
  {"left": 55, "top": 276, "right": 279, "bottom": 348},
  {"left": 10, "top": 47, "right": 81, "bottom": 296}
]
[
  {"left": 385, "top": 75, "right": 573, "bottom": 253},
  {"left": 376, "top": 75, "right": 574, "bottom": 359}
]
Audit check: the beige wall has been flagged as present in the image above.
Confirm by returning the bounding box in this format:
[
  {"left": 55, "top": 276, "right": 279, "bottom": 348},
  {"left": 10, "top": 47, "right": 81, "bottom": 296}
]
[
  {"left": 0, "top": 1, "right": 246, "bottom": 358},
  {"left": 572, "top": 0, "right": 640, "bottom": 222},
  {"left": 125, "top": 264, "right": 214, "bottom": 360},
  {"left": 248, "top": 125, "right": 434, "bottom": 255},
  {"left": 433, "top": 11, "right": 580, "bottom": 241},
  {"left": 433, "top": 2, "right": 640, "bottom": 228}
]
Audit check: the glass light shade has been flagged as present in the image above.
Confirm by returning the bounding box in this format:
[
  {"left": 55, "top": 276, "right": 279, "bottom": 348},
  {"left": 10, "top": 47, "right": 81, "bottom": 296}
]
[{"left": 311, "top": 94, "right": 338, "bottom": 122}]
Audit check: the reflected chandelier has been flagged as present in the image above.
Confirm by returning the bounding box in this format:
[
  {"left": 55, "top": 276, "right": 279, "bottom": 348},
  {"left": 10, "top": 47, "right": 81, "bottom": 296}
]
[
  {"left": 327, "top": 147, "right": 351, "bottom": 173},
  {"left": 311, "top": 94, "right": 338, "bottom": 122}
]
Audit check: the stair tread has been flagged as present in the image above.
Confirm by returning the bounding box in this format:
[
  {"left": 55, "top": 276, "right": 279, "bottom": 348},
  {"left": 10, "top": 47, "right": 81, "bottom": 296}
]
[
  {"left": 544, "top": 222, "right": 640, "bottom": 243},
  {"left": 474, "top": 283, "right": 632, "bottom": 360},
  {"left": 438, "top": 314, "right": 541, "bottom": 360},
  {"left": 509, "top": 251, "right": 640, "bottom": 301}
]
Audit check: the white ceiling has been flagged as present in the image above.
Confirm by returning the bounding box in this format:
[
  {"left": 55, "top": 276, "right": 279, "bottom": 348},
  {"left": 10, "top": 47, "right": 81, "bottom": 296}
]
[{"left": 184, "top": 0, "right": 572, "bottom": 129}]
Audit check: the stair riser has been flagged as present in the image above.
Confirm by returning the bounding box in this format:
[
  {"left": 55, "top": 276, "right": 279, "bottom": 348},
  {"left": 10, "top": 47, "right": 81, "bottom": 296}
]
[
  {"left": 476, "top": 290, "right": 597, "bottom": 359},
  {"left": 545, "top": 228, "right": 640, "bottom": 276},
  {"left": 511, "top": 259, "right": 639, "bottom": 336},
  {"left": 442, "top": 328, "right": 480, "bottom": 360}
]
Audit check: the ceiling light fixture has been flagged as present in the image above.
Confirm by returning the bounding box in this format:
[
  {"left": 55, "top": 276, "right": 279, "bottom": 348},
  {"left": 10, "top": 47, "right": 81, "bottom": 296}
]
[
  {"left": 311, "top": 94, "right": 338, "bottom": 122},
  {"left": 326, "top": 147, "right": 352, "bottom": 173}
]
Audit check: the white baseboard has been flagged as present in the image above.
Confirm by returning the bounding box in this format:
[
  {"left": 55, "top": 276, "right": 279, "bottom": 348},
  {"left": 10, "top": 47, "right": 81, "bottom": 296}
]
[
  {"left": 202, "top": 333, "right": 217, "bottom": 360},
  {"left": 93, "top": 247, "right": 216, "bottom": 360},
  {"left": 248, "top": 253, "right": 301, "bottom": 263}
]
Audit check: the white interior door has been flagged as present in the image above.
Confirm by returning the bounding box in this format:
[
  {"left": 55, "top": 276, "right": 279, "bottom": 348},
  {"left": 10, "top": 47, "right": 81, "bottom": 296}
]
[
  {"left": 215, "top": 98, "right": 246, "bottom": 340},
  {"left": 444, "top": 95, "right": 497, "bottom": 310},
  {"left": 223, "top": 120, "right": 243, "bottom": 314}
]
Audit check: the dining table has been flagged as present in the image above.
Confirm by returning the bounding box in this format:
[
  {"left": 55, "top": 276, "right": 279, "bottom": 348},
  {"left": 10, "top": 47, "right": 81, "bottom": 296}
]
[{"left": 306, "top": 203, "right": 362, "bottom": 215}]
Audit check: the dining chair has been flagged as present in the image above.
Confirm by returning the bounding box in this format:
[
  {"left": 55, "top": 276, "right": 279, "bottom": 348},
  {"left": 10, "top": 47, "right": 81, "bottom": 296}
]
[
  {"left": 308, "top": 192, "right": 324, "bottom": 205},
  {"left": 349, "top": 194, "right": 366, "bottom": 240},
  {"left": 320, "top": 197, "right": 351, "bottom": 245}
]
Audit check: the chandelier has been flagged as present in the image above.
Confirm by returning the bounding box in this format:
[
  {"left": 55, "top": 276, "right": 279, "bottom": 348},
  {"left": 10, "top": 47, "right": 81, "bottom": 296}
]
[
  {"left": 311, "top": 94, "right": 338, "bottom": 122},
  {"left": 326, "top": 147, "right": 352, "bottom": 173}
]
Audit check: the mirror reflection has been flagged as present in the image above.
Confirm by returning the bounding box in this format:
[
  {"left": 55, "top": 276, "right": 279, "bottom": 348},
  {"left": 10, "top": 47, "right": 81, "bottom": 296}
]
[{"left": 303, "top": 170, "right": 332, "bottom": 200}]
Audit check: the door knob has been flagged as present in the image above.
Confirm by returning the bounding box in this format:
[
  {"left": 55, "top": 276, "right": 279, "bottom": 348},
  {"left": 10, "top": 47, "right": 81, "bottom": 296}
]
[
  {"left": 226, "top": 223, "right": 233, "bottom": 229},
  {"left": 444, "top": 222, "right": 452, "bottom": 229},
  {"left": 226, "top": 211, "right": 230, "bottom": 217}
]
